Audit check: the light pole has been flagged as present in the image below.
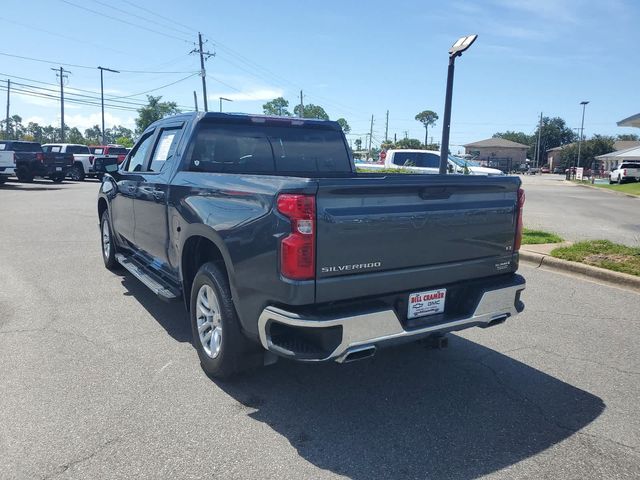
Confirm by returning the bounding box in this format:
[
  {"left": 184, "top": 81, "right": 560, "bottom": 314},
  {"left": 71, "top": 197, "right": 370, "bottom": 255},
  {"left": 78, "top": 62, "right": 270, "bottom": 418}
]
[
  {"left": 219, "top": 97, "right": 232, "bottom": 112},
  {"left": 439, "top": 34, "right": 478, "bottom": 174},
  {"left": 98, "top": 66, "right": 119, "bottom": 144},
  {"left": 576, "top": 101, "right": 589, "bottom": 169}
]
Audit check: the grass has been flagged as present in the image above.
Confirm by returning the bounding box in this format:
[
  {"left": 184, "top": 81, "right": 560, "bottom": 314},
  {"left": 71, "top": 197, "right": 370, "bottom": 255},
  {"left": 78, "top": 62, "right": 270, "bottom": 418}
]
[
  {"left": 522, "top": 228, "right": 563, "bottom": 245},
  {"left": 591, "top": 182, "right": 640, "bottom": 196},
  {"left": 551, "top": 240, "right": 640, "bottom": 277}
]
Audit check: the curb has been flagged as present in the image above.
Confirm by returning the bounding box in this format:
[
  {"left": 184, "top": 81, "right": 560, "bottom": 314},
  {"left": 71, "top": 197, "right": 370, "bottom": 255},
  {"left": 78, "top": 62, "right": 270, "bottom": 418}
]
[
  {"left": 564, "top": 180, "right": 640, "bottom": 199},
  {"left": 520, "top": 250, "right": 640, "bottom": 291}
]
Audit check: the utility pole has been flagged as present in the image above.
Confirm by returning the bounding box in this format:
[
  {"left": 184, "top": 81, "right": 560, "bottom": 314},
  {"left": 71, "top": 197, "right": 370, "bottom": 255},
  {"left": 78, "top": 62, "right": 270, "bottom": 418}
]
[
  {"left": 190, "top": 33, "right": 214, "bottom": 112},
  {"left": 535, "top": 112, "right": 543, "bottom": 169},
  {"left": 404, "top": 130, "right": 409, "bottom": 139},
  {"left": 577, "top": 101, "right": 589, "bottom": 169},
  {"left": 98, "top": 66, "right": 119, "bottom": 144},
  {"left": 299, "top": 90, "right": 304, "bottom": 118},
  {"left": 394, "top": 133, "right": 397, "bottom": 143},
  {"left": 368, "top": 115, "right": 374, "bottom": 153},
  {"left": 193, "top": 91, "right": 198, "bottom": 111},
  {"left": 385, "top": 110, "right": 389, "bottom": 142},
  {"left": 4, "top": 79, "right": 9, "bottom": 138},
  {"left": 52, "top": 67, "right": 70, "bottom": 142}
]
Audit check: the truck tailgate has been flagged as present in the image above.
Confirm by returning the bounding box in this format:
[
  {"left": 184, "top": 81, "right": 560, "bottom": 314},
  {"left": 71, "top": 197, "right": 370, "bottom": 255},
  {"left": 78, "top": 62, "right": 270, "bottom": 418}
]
[
  {"left": 45, "top": 153, "right": 74, "bottom": 167},
  {"left": 315, "top": 174, "right": 521, "bottom": 302}
]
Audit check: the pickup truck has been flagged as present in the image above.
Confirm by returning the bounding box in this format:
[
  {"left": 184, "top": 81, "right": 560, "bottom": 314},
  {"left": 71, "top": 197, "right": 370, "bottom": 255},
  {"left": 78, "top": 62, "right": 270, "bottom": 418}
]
[
  {"left": 356, "top": 149, "right": 504, "bottom": 176},
  {"left": 0, "top": 146, "right": 16, "bottom": 184},
  {"left": 42, "top": 143, "right": 94, "bottom": 181},
  {"left": 609, "top": 162, "right": 640, "bottom": 184},
  {"left": 96, "top": 112, "right": 526, "bottom": 378},
  {"left": 1, "top": 140, "right": 73, "bottom": 182},
  {"left": 90, "top": 145, "right": 129, "bottom": 165}
]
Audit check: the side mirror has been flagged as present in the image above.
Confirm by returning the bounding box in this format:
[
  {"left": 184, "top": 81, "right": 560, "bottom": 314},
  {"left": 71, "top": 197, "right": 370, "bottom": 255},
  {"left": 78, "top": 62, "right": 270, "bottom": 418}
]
[{"left": 94, "top": 156, "right": 119, "bottom": 174}]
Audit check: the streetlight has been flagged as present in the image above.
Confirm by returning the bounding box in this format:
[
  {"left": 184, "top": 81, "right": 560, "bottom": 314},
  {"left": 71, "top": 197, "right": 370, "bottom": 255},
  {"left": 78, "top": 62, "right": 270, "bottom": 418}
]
[
  {"left": 439, "top": 34, "right": 478, "bottom": 174},
  {"left": 576, "top": 101, "right": 589, "bottom": 169},
  {"left": 97, "top": 66, "right": 119, "bottom": 144},
  {"left": 219, "top": 97, "right": 233, "bottom": 112}
]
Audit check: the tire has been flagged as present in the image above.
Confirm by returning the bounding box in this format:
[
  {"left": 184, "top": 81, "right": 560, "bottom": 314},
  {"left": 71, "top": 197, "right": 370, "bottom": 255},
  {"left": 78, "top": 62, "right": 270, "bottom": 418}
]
[
  {"left": 69, "top": 164, "right": 85, "bottom": 181},
  {"left": 618, "top": 175, "right": 622, "bottom": 185},
  {"left": 51, "top": 175, "right": 65, "bottom": 183},
  {"left": 100, "top": 211, "right": 119, "bottom": 270},
  {"left": 0, "top": 176, "right": 6, "bottom": 185},
  {"left": 190, "top": 262, "right": 254, "bottom": 379},
  {"left": 16, "top": 171, "right": 33, "bottom": 183},
  {"left": 609, "top": 177, "right": 614, "bottom": 184}
]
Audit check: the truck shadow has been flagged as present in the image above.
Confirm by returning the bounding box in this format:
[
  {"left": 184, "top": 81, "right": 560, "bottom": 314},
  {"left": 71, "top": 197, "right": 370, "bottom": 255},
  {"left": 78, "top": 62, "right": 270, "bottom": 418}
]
[
  {"left": 0, "top": 180, "right": 65, "bottom": 191},
  {"left": 214, "top": 337, "right": 605, "bottom": 479},
  {"left": 116, "top": 273, "right": 605, "bottom": 478}
]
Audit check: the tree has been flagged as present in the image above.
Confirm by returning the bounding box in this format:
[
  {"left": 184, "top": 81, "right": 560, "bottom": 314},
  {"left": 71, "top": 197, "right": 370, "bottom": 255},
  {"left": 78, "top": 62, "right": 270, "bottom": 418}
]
[
  {"left": 395, "top": 138, "right": 423, "bottom": 149},
  {"left": 617, "top": 134, "right": 639, "bottom": 141},
  {"left": 534, "top": 116, "right": 577, "bottom": 163},
  {"left": 354, "top": 138, "right": 362, "bottom": 151},
  {"left": 67, "top": 127, "right": 85, "bottom": 144},
  {"left": 415, "top": 110, "right": 438, "bottom": 146},
  {"left": 115, "top": 136, "right": 134, "bottom": 148},
  {"left": 293, "top": 103, "right": 329, "bottom": 120},
  {"left": 135, "top": 95, "right": 180, "bottom": 134},
  {"left": 559, "top": 135, "right": 615, "bottom": 169},
  {"left": 336, "top": 118, "right": 351, "bottom": 134},
  {"left": 262, "top": 97, "right": 291, "bottom": 116},
  {"left": 0, "top": 115, "right": 24, "bottom": 140},
  {"left": 84, "top": 125, "right": 102, "bottom": 144}
]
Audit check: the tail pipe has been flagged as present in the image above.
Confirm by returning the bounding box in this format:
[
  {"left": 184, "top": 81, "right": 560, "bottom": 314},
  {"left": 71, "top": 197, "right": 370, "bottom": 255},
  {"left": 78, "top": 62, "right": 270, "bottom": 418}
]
[{"left": 336, "top": 345, "right": 377, "bottom": 363}]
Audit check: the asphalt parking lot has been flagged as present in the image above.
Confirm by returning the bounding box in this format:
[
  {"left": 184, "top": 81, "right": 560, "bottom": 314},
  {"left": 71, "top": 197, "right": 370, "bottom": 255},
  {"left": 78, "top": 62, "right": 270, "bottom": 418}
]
[{"left": 1, "top": 179, "right": 639, "bottom": 479}]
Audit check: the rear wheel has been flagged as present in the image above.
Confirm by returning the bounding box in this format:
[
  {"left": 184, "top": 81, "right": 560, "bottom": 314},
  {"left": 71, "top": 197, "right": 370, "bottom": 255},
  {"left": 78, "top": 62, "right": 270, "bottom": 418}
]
[
  {"left": 618, "top": 175, "right": 622, "bottom": 184},
  {"left": 16, "top": 171, "right": 33, "bottom": 182},
  {"left": 69, "top": 164, "right": 85, "bottom": 181},
  {"left": 100, "top": 211, "right": 118, "bottom": 270},
  {"left": 190, "top": 262, "right": 255, "bottom": 379},
  {"left": 0, "top": 176, "right": 6, "bottom": 185}
]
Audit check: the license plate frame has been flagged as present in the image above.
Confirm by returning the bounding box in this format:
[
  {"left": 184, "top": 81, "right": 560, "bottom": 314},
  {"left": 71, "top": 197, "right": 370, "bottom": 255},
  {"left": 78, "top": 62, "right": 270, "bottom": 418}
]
[
  {"left": 55, "top": 167, "right": 62, "bottom": 172},
  {"left": 407, "top": 288, "right": 446, "bottom": 320}
]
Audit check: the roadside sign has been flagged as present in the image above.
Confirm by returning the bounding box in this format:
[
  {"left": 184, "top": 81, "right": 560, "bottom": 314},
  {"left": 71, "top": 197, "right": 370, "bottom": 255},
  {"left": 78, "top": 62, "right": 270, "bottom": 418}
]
[{"left": 576, "top": 167, "right": 584, "bottom": 180}]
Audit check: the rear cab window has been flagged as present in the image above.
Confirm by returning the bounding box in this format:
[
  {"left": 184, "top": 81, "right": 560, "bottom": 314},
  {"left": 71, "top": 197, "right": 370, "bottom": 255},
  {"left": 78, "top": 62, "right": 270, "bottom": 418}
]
[
  {"left": 621, "top": 163, "right": 640, "bottom": 169},
  {"left": 67, "top": 145, "right": 91, "bottom": 155},
  {"left": 185, "top": 120, "right": 351, "bottom": 175},
  {"left": 392, "top": 152, "right": 440, "bottom": 168},
  {"left": 43, "top": 145, "right": 61, "bottom": 153}
]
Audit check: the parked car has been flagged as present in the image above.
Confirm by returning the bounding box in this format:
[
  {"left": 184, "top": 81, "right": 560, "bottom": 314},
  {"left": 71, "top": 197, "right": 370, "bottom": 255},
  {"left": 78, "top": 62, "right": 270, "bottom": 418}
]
[
  {"left": 609, "top": 162, "right": 640, "bottom": 184},
  {"left": 552, "top": 167, "right": 563, "bottom": 174},
  {"left": 0, "top": 144, "right": 16, "bottom": 184},
  {"left": 540, "top": 166, "right": 550, "bottom": 174},
  {"left": 0, "top": 140, "right": 73, "bottom": 182},
  {"left": 89, "top": 145, "right": 129, "bottom": 165},
  {"left": 355, "top": 149, "right": 504, "bottom": 176},
  {"left": 95, "top": 112, "right": 526, "bottom": 378},
  {"left": 42, "top": 143, "right": 94, "bottom": 181}
]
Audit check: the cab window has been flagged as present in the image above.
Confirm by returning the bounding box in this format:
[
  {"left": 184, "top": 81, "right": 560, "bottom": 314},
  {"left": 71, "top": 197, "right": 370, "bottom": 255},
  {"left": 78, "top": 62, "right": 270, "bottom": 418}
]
[{"left": 125, "top": 131, "right": 155, "bottom": 172}]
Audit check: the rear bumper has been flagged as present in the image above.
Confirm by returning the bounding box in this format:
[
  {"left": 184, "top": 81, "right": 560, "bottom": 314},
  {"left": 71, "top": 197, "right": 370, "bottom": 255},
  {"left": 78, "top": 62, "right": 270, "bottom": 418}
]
[
  {"left": 0, "top": 166, "right": 15, "bottom": 175},
  {"left": 258, "top": 274, "right": 525, "bottom": 362}
]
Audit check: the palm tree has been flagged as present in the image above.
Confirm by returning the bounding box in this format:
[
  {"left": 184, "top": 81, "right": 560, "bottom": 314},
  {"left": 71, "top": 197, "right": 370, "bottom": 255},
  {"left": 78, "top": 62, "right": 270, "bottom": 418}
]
[{"left": 415, "top": 110, "right": 439, "bottom": 147}]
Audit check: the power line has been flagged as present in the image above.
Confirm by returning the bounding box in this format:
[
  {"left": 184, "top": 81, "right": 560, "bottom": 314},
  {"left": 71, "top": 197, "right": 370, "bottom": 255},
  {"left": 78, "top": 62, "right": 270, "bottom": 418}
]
[{"left": 58, "top": 0, "right": 192, "bottom": 44}]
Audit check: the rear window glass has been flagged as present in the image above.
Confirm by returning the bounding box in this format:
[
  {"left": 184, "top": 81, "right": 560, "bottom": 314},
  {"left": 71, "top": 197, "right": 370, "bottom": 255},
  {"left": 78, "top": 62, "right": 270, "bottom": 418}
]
[
  {"left": 67, "top": 145, "right": 90, "bottom": 154},
  {"left": 43, "top": 145, "right": 61, "bottom": 153},
  {"left": 621, "top": 163, "right": 640, "bottom": 169},
  {"left": 4, "top": 142, "right": 43, "bottom": 152},
  {"left": 90, "top": 147, "right": 103, "bottom": 154},
  {"left": 107, "top": 147, "right": 128, "bottom": 155},
  {"left": 186, "top": 122, "right": 351, "bottom": 174},
  {"left": 392, "top": 151, "right": 440, "bottom": 168}
]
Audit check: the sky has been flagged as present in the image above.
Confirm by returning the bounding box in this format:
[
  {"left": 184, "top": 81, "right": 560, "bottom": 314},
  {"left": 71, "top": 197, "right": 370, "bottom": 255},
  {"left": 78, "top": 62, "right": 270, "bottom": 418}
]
[{"left": 1, "top": 0, "right": 639, "bottom": 152}]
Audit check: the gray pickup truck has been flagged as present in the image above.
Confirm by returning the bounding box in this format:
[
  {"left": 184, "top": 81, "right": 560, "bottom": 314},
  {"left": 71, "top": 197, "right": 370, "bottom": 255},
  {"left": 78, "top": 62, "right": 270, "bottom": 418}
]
[{"left": 96, "top": 112, "right": 526, "bottom": 377}]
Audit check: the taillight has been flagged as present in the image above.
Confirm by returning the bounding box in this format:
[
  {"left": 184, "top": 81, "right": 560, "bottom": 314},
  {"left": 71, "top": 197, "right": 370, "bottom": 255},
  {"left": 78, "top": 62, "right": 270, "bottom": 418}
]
[
  {"left": 12, "top": 152, "right": 16, "bottom": 164},
  {"left": 117, "top": 154, "right": 125, "bottom": 164},
  {"left": 623, "top": 169, "right": 627, "bottom": 176},
  {"left": 277, "top": 194, "right": 315, "bottom": 280},
  {"left": 35, "top": 152, "right": 44, "bottom": 162},
  {"left": 514, "top": 188, "right": 525, "bottom": 252},
  {"left": 89, "top": 155, "right": 95, "bottom": 165}
]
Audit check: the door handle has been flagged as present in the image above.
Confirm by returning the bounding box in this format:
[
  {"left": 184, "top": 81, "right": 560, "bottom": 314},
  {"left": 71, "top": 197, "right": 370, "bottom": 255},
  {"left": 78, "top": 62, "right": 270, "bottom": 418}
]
[
  {"left": 127, "top": 185, "right": 137, "bottom": 193},
  {"left": 152, "top": 189, "right": 165, "bottom": 201}
]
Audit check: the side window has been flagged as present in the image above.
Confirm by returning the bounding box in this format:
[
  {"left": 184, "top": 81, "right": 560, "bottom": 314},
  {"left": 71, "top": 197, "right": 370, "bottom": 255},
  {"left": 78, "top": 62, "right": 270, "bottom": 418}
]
[
  {"left": 149, "top": 127, "right": 182, "bottom": 173},
  {"left": 125, "top": 131, "right": 155, "bottom": 172}
]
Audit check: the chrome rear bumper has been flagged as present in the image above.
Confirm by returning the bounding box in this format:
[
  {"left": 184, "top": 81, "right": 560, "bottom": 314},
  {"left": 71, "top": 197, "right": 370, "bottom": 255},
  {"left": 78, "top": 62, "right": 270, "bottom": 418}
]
[{"left": 258, "top": 277, "right": 525, "bottom": 362}]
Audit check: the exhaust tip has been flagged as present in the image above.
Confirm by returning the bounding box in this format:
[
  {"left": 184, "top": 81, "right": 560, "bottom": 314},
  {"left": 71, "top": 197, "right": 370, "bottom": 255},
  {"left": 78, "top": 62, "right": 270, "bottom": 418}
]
[{"left": 337, "top": 345, "right": 376, "bottom": 363}]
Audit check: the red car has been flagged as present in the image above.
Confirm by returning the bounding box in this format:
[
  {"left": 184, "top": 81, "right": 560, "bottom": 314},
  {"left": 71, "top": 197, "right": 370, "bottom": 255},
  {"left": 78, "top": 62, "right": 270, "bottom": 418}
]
[
  {"left": 89, "top": 145, "right": 129, "bottom": 164},
  {"left": 540, "top": 166, "right": 550, "bottom": 174}
]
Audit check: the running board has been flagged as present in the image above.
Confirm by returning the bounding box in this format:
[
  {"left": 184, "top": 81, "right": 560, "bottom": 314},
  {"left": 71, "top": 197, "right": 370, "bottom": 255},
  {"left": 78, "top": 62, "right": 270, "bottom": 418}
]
[{"left": 115, "top": 253, "right": 180, "bottom": 300}]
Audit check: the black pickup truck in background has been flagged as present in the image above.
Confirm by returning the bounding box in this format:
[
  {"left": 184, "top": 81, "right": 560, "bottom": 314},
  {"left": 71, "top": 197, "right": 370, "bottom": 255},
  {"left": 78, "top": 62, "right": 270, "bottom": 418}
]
[
  {"left": 96, "top": 112, "right": 526, "bottom": 378},
  {"left": 0, "top": 140, "right": 74, "bottom": 182}
]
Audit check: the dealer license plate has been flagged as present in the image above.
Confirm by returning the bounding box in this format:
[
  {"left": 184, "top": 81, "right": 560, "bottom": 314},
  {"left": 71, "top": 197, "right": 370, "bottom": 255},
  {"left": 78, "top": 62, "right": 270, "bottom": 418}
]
[
  {"left": 55, "top": 167, "right": 62, "bottom": 171},
  {"left": 408, "top": 288, "right": 446, "bottom": 319}
]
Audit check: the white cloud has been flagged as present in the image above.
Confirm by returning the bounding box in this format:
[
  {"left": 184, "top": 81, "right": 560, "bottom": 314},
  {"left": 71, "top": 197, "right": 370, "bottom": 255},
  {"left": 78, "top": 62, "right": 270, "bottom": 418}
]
[
  {"left": 208, "top": 88, "right": 283, "bottom": 103},
  {"left": 61, "top": 112, "right": 135, "bottom": 131}
]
